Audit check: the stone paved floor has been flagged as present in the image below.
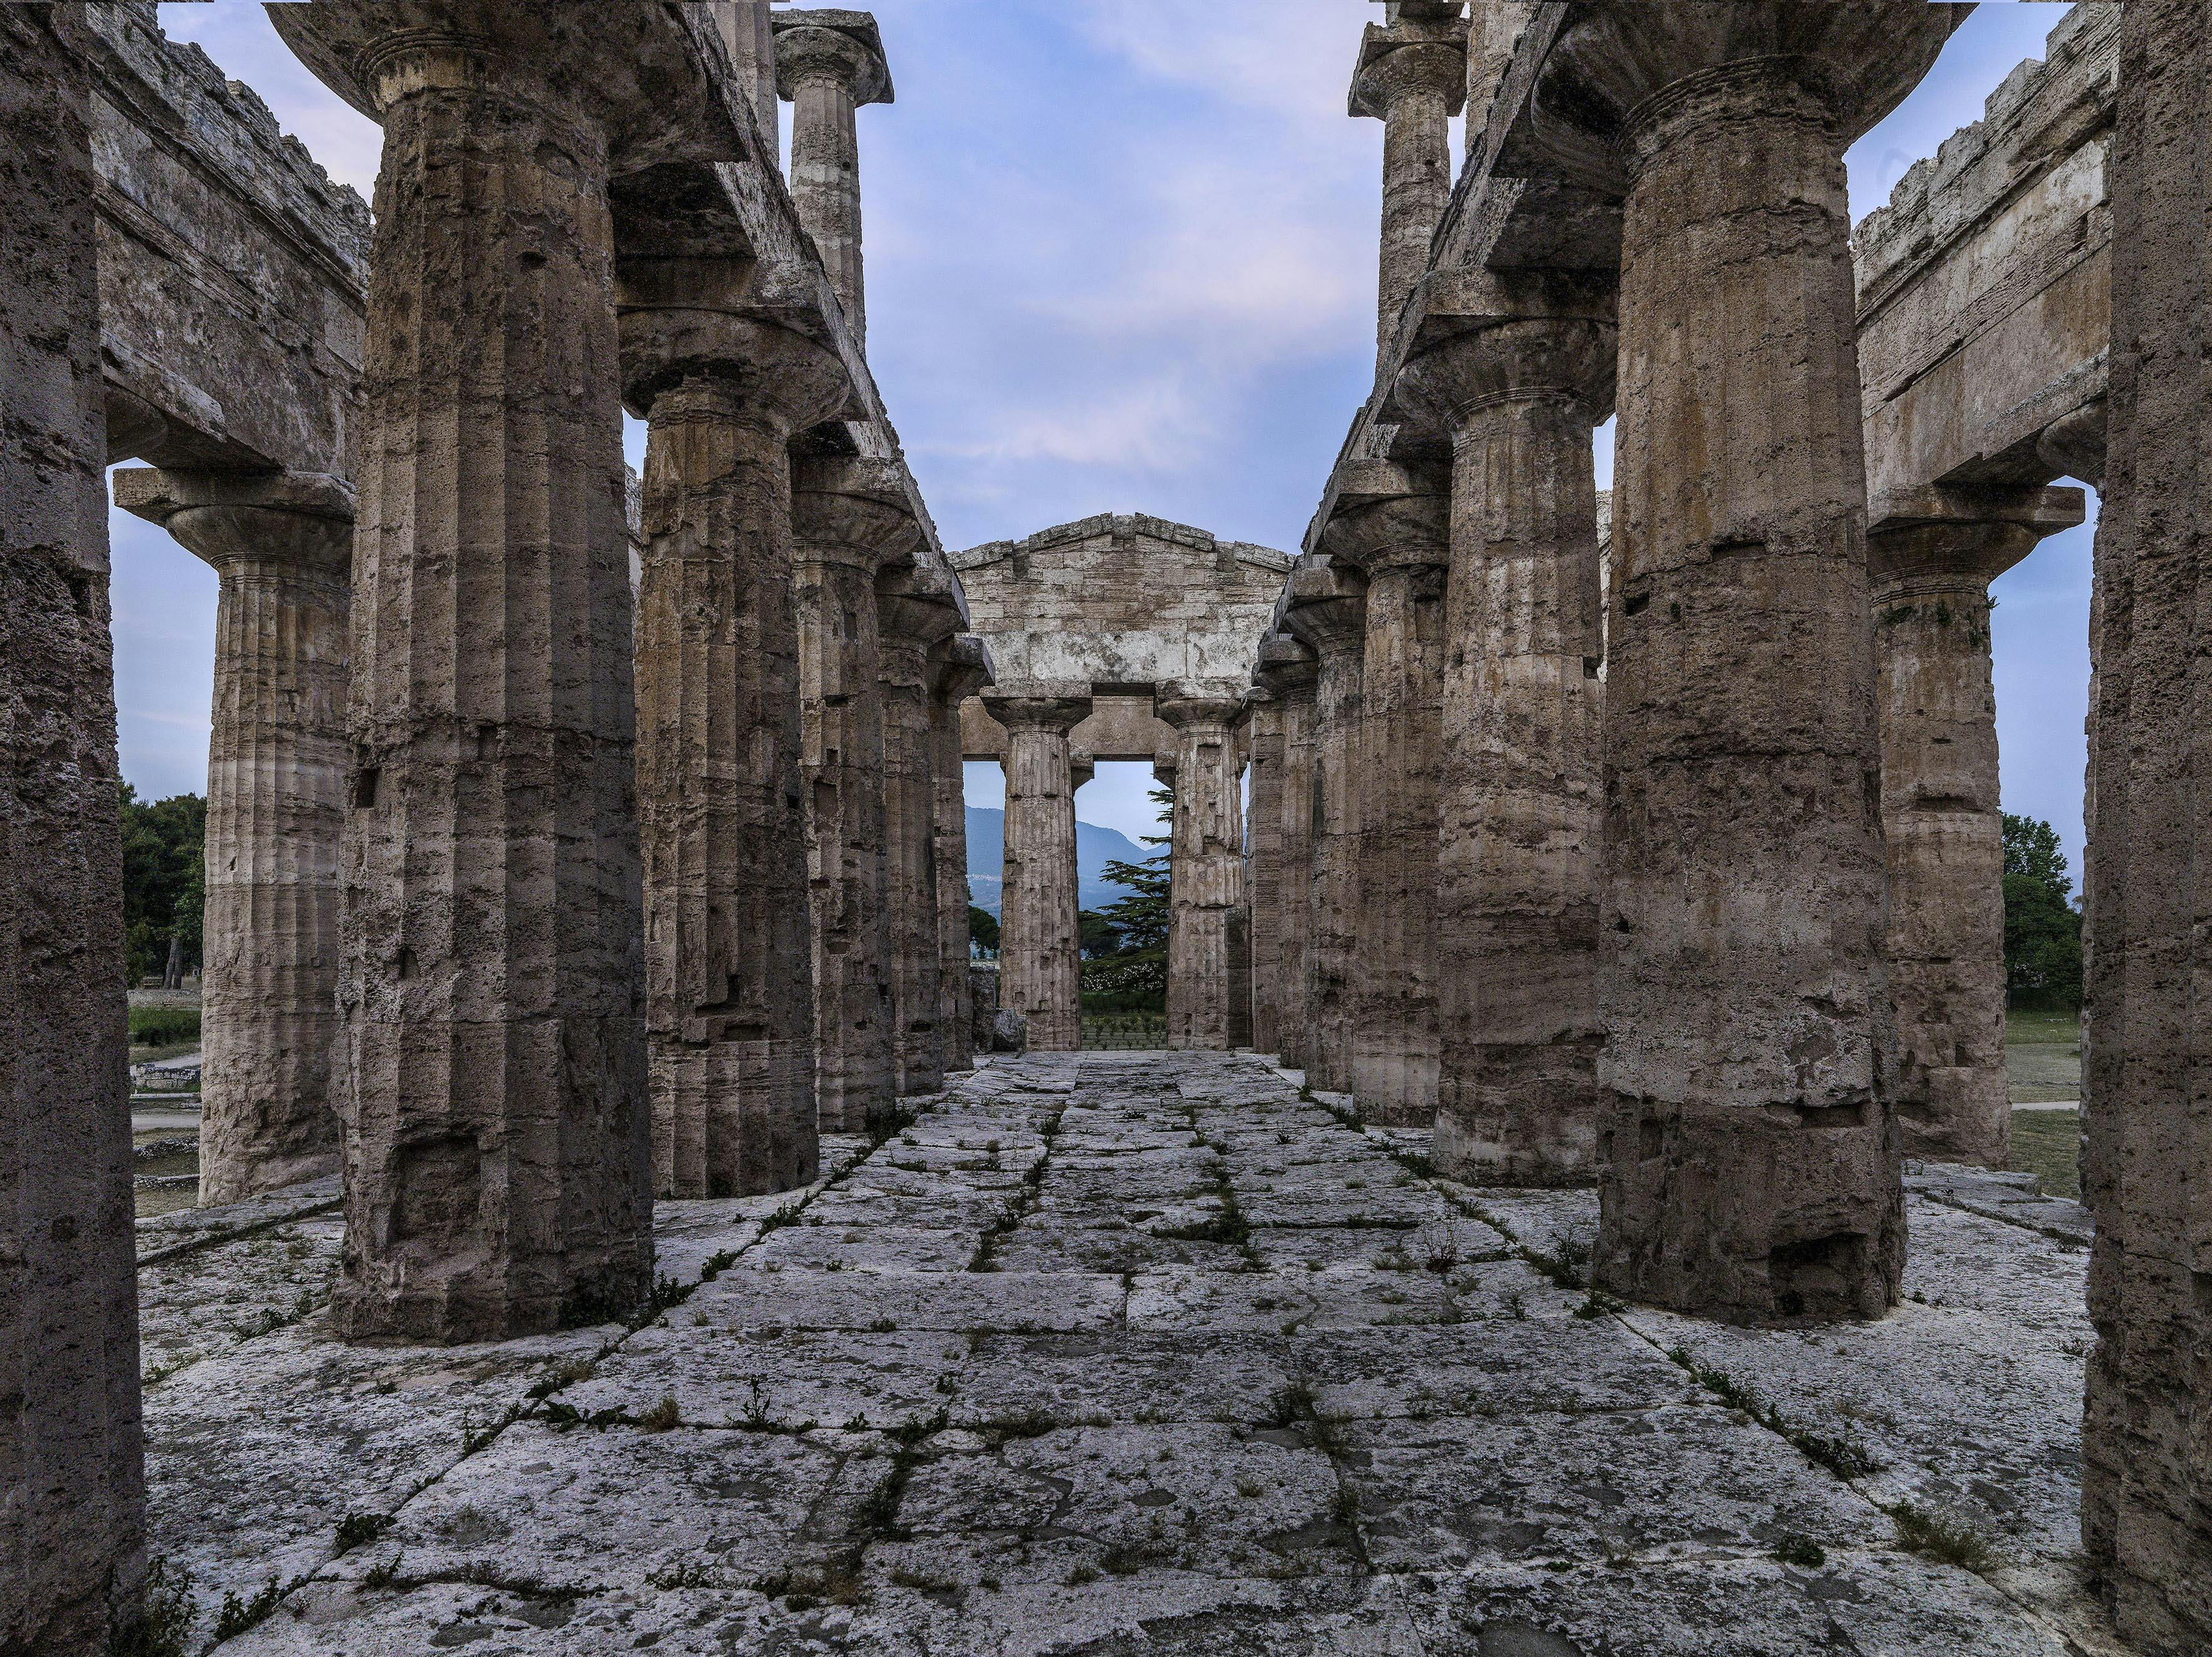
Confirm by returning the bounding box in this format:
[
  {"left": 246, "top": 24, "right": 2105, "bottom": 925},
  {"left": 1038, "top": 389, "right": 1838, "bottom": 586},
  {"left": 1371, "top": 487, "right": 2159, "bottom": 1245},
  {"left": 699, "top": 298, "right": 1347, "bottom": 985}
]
[{"left": 135, "top": 1053, "right": 2131, "bottom": 1655}]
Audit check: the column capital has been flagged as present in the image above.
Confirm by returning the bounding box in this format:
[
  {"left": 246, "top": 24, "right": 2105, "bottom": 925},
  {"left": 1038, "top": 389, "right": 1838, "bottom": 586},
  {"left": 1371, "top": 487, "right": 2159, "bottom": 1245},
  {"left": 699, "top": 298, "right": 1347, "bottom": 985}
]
[
  {"left": 931, "top": 633, "right": 994, "bottom": 706},
  {"left": 617, "top": 262, "right": 852, "bottom": 430},
  {"left": 1283, "top": 559, "right": 1370, "bottom": 656},
  {"left": 1350, "top": 14, "right": 1469, "bottom": 120},
  {"left": 112, "top": 467, "right": 355, "bottom": 574},
  {"left": 774, "top": 12, "right": 894, "bottom": 107},
  {"left": 1256, "top": 633, "right": 1321, "bottom": 697},
  {"left": 877, "top": 565, "right": 963, "bottom": 649},
  {"left": 984, "top": 681, "right": 1093, "bottom": 734},
  {"left": 1069, "top": 754, "right": 1098, "bottom": 792},
  {"left": 793, "top": 455, "right": 928, "bottom": 573},
  {"left": 1391, "top": 267, "right": 1618, "bottom": 436},
  {"left": 1318, "top": 460, "right": 1450, "bottom": 574},
  {"left": 2037, "top": 399, "right": 2107, "bottom": 491},
  {"left": 1156, "top": 683, "right": 1245, "bottom": 732},
  {"left": 1867, "top": 484, "right": 2086, "bottom": 597}
]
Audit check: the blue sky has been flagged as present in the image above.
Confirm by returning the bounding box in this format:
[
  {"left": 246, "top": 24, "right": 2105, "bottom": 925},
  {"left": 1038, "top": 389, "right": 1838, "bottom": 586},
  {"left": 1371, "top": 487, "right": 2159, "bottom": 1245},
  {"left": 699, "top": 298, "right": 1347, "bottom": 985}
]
[{"left": 117, "top": 2, "right": 2093, "bottom": 895}]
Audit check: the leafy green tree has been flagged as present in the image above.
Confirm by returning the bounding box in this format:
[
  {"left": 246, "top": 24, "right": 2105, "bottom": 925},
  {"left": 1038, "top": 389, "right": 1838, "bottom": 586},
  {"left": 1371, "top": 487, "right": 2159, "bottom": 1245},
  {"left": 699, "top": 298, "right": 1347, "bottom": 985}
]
[
  {"left": 2003, "top": 813, "right": 2082, "bottom": 1010},
  {"left": 1078, "top": 910, "right": 1122, "bottom": 960},
  {"left": 119, "top": 782, "right": 205, "bottom": 983},
  {"left": 966, "top": 903, "right": 1000, "bottom": 958}
]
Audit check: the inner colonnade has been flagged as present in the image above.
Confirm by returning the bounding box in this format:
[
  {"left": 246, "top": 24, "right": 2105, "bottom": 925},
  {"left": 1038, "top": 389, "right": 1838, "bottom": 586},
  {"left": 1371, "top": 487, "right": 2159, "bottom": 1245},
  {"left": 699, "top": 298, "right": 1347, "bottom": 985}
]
[{"left": 7, "top": 1, "right": 2212, "bottom": 1653}]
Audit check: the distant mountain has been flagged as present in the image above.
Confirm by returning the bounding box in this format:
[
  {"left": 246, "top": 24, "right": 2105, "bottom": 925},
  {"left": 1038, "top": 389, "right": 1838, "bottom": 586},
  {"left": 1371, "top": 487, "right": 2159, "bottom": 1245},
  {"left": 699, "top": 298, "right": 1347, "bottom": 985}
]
[{"left": 965, "top": 807, "right": 1159, "bottom": 918}]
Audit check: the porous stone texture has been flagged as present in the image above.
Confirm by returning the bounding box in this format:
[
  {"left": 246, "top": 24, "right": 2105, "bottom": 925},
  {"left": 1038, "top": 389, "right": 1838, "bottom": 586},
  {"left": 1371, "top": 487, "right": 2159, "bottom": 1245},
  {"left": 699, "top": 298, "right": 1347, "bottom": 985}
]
[
  {"left": 1242, "top": 687, "right": 1284, "bottom": 1056},
  {"left": 1350, "top": 8, "right": 1469, "bottom": 354},
  {"left": 624, "top": 298, "right": 847, "bottom": 1193},
  {"left": 1869, "top": 488, "right": 2083, "bottom": 1168},
  {"left": 114, "top": 469, "right": 354, "bottom": 1207},
  {"left": 0, "top": 9, "right": 146, "bottom": 1645},
  {"left": 1465, "top": 2, "right": 1535, "bottom": 147},
  {"left": 2082, "top": 2, "right": 2212, "bottom": 1646},
  {"left": 1283, "top": 561, "right": 1369, "bottom": 1095},
  {"left": 987, "top": 687, "right": 1092, "bottom": 1054},
  {"left": 774, "top": 10, "right": 893, "bottom": 351},
  {"left": 1252, "top": 637, "right": 1319, "bottom": 1069},
  {"left": 328, "top": 22, "right": 654, "bottom": 1340},
  {"left": 134, "top": 1054, "right": 2111, "bottom": 1655},
  {"left": 1395, "top": 272, "right": 1614, "bottom": 1187},
  {"left": 1158, "top": 688, "right": 1247, "bottom": 1052},
  {"left": 933, "top": 638, "right": 992, "bottom": 1069},
  {"left": 1592, "top": 6, "right": 1962, "bottom": 1323},
  {"left": 1322, "top": 469, "right": 1448, "bottom": 1128},
  {"left": 878, "top": 568, "right": 963, "bottom": 1094},
  {"left": 792, "top": 459, "right": 905, "bottom": 1136}
]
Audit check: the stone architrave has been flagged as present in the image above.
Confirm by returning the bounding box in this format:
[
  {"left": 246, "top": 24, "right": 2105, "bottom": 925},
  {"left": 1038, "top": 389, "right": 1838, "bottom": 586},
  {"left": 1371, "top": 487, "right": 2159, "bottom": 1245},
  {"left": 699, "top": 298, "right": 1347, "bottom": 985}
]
[
  {"left": 1466, "top": 2, "right": 1534, "bottom": 148},
  {"left": 0, "top": 7, "right": 146, "bottom": 1644},
  {"left": 1282, "top": 561, "right": 1369, "bottom": 1094},
  {"left": 790, "top": 458, "right": 914, "bottom": 1134},
  {"left": 931, "top": 636, "right": 993, "bottom": 1070},
  {"left": 1571, "top": 3, "right": 1965, "bottom": 1322},
  {"left": 2083, "top": 4, "right": 2212, "bottom": 1643},
  {"left": 1869, "top": 486, "right": 2083, "bottom": 1168},
  {"left": 1320, "top": 467, "right": 1448, "bottom": 1126},
  {"left": 774, "top": 11, "right": 893, "bottom": 348},
  {"left": 1254, "top": 636, "right": 1320, "bottom": 1068},
  {"left": 620, "top": 262, "right": 849, "bottom": 1199},
  {"left": 1158, "top": 686, "right": 1247, "bottom": 1051},
  {"left": 878, "top": 566, "right": 963, "bottom": 1094},
  {"left": 114, "top": 469, "right": 354, "bottom": 1206},
  {"left": 985, "top": 684, "right": 1092, "bottom": 1053},
  {"left": 1243, "top": 684, "right": 1285, "bottom": 1055},
  {"left": 1394, "top": 268, "right": 1616, "bottom": 1186},
  {"left": 1350, "top": 6, "right": 1470, "bottom": 354}
]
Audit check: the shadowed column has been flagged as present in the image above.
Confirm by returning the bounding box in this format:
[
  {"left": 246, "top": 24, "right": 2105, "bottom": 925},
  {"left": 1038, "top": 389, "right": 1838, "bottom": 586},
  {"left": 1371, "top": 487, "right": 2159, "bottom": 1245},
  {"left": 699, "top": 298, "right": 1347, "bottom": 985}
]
[
  {"left": 1869, "top": 486, "right": 2083, "bottom": 1168},
  {"left": 1395, "top": 269, "right": 1615, "bottom": 1185},
  {"left": 986, "top": 685, "right": 1091, "bottom": 1052},
  {"left": 878, "top": 566, "right": 963, "bottom": 1094},
  {"left": 1350, "top": 4, "right": 1469, "bottom": 354},
  {"left": 1159, "top": 686, "right": 1246, "bottom": 1051},
  {"left": 1254, "top": 636, "right": 1320, "bottom": 1068},
  {"left": 774, "top": 11, "right": 892, "bottom": 350},
  {"left": 1243, "top": 682, "right": 1284, "bottom": 1056},
  {"left": 0, "top": 7, "right": 145, "bottom": 1643},
  {"left": 114, "top": 470, "right": 355, "bottom": 1206},
  {"left": 931, "top": 637, "right": 993, "bottom": 1071}
]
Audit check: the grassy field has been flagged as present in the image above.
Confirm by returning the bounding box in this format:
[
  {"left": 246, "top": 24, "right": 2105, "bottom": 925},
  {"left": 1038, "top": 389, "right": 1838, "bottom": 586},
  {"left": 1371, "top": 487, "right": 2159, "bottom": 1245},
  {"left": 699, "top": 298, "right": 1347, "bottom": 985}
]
[
  {"left": 1083, "top": 1013, "right": 1167, "bottom": 1050},
  {"left": 2005, "top": 1007, "right": 2081, "bottom": 1104},
  {"left": 2008, "top": 1109, "right": 2081, "bottom": 1202}
]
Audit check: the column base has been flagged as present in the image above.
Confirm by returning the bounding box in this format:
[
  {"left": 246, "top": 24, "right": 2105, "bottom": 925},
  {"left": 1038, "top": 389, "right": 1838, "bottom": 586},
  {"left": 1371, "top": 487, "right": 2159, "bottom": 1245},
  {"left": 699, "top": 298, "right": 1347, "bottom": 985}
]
[{"left": 1434, "top": 1039, "right": 1601, "bottom": 1187}]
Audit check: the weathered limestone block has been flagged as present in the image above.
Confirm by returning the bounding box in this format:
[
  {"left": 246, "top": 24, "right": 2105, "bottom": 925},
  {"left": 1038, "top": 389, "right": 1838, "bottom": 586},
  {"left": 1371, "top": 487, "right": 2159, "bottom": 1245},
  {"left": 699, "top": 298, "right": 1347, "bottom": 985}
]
[
  {"left": 1869, "top": 486, "right": 2083, "bottom": 1168},
  {"left": 790, "top": 459, "right": 909, "bottom": 1134},
  {"left": 1322, "top": 468, "right": 1448, "bottom": 1127},
  {"left": 621, "top": 265, "right": 848, "bottom": 1198},
  {"left": 774, "top": 11, "right": 893, "bottom": 350},
  {"left": 1254, "top": 636, "right": 1320, "bottom": 1068},
  {"left": 1571, "top": 3, "right": 1964, "bottom": 1321},
  {"left": 1242, "top": 685, "right": 1285, "bottom": 1056},
  {"left": 932, "top": 637, "right": 992, "bottom": 1069},
  {"left": 114, "top": 469, "right": 353, "bottom": 1206},
  {"left": 2083, "top": 4, "right": 2212, "bottom": 1645},
  {"left": 985, "top": 685, "right": 1092, "bottom": 1053},
  {"left": 1466, "top": 2, "right": 1535, "bottom": 146},
  {"left": 1350, "top": 6, "right": 1469, "bottom": 353},
  {"left": 1395, "top": 269, "right": 1615, "bottom": 1186},
  {"left": 706, "top": 1, "right": 779, "bottom": 156},
  {"left": 878, "top": 567, "right": 963, "bottom": 1094},
  {"left": 1282, "top": 562, "right": 1369, "bottom": 1094},
  {"left": 0, "top": 9, "right": 146, "bottom": 1643},
  {"left": 1159, "top": 687, "right": 1247, "bottom": 1051}
]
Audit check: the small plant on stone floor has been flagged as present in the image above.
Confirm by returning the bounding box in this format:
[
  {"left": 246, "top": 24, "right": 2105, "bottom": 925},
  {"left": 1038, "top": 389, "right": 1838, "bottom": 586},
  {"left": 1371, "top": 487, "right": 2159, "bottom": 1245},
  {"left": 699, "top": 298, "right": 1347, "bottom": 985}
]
[
  {"left": 639, "top": 1393, "right": 682, "bottom": 1432},
  {"left": 110, "top": 1558, "right": 195, "bottom": 1657},
  {"left": 211, "top": 1575, "right": 296, "bottom": 1641},
  {"left": 335, "top": 1512, "right": 394, "bottom": 1552},
  {"left": 1887, "top": 1502, "right": 1993, "bottom": 1571},
  {"left": 1064, "top": 1564, "right": 1100, "bottom": 1586},
  {"left": 1774, "top": 1532, "right": 1827, "bottom": 1568},
  {"left": 741, "top": 1377, "right": 775, "bottom": 1427},
  {"left": 1505, "top": 1290, "right": 1528, "bottom": 1320},
  {"left": 360, "top": 1551, "right": 405, "bottom": 1591},
  {"left": 699, "top": 1248, "right": 740, "bottom": 1282},
  {"left": 1574, "top": 1290, "right": 1627, "bottom": 1320}
]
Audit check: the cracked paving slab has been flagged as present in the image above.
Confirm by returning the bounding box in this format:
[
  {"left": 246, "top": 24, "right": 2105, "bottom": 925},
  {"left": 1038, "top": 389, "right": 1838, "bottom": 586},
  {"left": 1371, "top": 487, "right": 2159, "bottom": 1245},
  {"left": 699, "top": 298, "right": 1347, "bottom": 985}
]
[{"left": 140, "top": 1052, "right": 2118, "bottom": 1653}]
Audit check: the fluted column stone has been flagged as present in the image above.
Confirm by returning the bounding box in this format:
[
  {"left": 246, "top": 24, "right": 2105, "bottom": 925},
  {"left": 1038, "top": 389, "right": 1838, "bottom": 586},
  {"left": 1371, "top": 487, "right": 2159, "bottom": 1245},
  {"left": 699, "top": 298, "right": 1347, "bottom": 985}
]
[
  {"left": 1351, "top": 7, "right": 1469, "bottom": 354},
  {"left": 987, "top": 685, "right": 1091, "bottom": 1053},
  {"left": 1322, "top": 469, "right": 1448, "bottom": 1126},
  {"left": 621, "top": 269, "right": 847, "bottom": 1195},
  {"left": 774, "top": 11, "right": 892, "bottom": 350},
  {"left": 1244, "top": 684, "right": 1285, "bottom": 1056},
  {"left": 1467, "top": 2, "right": 1534, "bottom": 149},
  {"left": 931, "top": 637, "right": 992, "bottom": 1069},
  {"left": 1283, "top": 562, "right": 1369, "bottom": 1093},
  {"left": 1584, "top": 4, "right": 1963, "bottom": 1322},
  {"left": 1870, "top": 486, "right": 2083, "bottom": 1168},
  {"left": 113, "top": 469, "right": 355, "bottom": 1206},
  {"left": 790, "top": 458, "right": 912, "bottom": 1134},
  {"left": 878, "top": 566, "right": 963, "bottom": 1094},
  {"left": 1395, "top": 271, "right": 1615, "bottom": 1185},
  {"left": 0, "top": 8, "right": 145, "bottom": 1642},
  {"left": 1255, "top": 636, "right": 1320, "bottom": 1068},
  {"left": 1159, "top": 687, "right": 1246, "bottom": 1051}
]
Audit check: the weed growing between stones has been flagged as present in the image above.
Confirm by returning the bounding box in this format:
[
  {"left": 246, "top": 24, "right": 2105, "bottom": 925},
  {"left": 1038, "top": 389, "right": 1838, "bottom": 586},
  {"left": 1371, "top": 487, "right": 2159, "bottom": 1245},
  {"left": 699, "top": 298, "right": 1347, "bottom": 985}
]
[
  {"left": 1887, "top": 1502, "right": 1993, "bottom": 1570},
  {"left": 212, "top": 1575, "right": 302, "bottom": 1641},
  {"left": 1774, "top": 1532, "right": 1827, "bottom": 1568},
  {"left": 968, "top": 1102, "right": 1067, "bottom": 1270},
  {"left": 638, "top": 1393, "right": 682, "bottom": 1432},
  {"left": 334, "top": 1512, "right": 394, "bottom": 1552},
  {"left": 1664, "top": 1347, "right": 1884, "bottom": 1479},
  {"left": 1573, "top": 1290, "right": 1627, "bottom": 1319},
  {"left": 109, "top": 1558, "right": 195, "bottom": 1657}
]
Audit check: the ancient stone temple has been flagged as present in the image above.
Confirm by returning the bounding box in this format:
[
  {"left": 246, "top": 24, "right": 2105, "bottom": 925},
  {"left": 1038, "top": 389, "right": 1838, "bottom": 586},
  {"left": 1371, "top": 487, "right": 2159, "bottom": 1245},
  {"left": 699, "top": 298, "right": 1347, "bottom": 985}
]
[{"left": 9, "top": 0, "right": 2211, "bottom": 1651}]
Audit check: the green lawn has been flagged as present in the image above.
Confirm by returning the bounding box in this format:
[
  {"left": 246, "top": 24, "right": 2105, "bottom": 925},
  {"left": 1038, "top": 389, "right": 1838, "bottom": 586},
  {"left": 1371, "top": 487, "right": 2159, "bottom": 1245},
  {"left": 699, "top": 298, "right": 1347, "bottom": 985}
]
[
  {"left": 2005, "top": 1007, "right": 2081, "bottom": 1105},
  {"left": 2008, "top": 1109, "right": 2081, "bottom": 1202}
]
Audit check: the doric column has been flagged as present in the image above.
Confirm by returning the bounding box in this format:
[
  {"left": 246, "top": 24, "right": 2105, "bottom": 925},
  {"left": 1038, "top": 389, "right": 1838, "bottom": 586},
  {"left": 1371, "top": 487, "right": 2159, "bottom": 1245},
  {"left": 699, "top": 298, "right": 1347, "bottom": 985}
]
[
  {"left": 1586, "top": 6, "right": 1962, "bottom": 1322},
  {"left": 878, "top": 566, "right": 963, "bottom": 1094},
  {"left": 621, "top": 265, "right": 848, "bottom": 1197},
  {"left": 0, "top": 9, "right": 145, "bottom": 1643},
  {"left": 1158, "top": 686, "right": 1247, "bottom": 1051},
  {"left": 1869, "top": 486, "right": 2084, "bottom": 1168},
  {"left": 2084, "top": 6, "right": 2212, "bottom": 1640},
  {"left": 790, "top": 458, "right": 913, "bottom": 1134},
  {"left": 1350, "top": 6, "right": 1468, "bottom": 354},
  {"left": 1242, "top": 684, "right": 1285, "bottom": 1056},
  {"left": 1395, "top": 270, "right": 1615, "bottom": 1186},
  {"left": 320, "top": 25, "right": 657, "bottom": 1341},
  {"left": 1322, "top": 467, "right": 1449, "bottom": 1126},
  {"left": 1283, "top": 561, "right": 1369, "bottom": 1093},
  {"left": 1255, "top": 636, "right": 1320, "bottom": 1067},
  {"left": 112, "top": 470, "right": 354, "bottom": 1206},
  {"left": 931, "top": 636, "right": 993, "bottom": 1071},
  {"left": 985, "top": 684, "right": 1091, "bottom": 1052},
  {"left": 774, "top": 11, "right": 893, "bottom": 350}
]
